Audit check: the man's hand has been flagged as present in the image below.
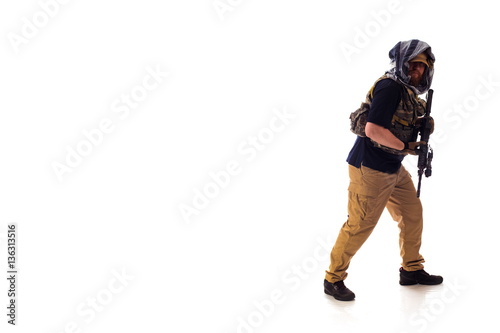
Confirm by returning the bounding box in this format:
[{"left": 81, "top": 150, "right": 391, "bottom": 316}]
[{"left": 403, "top": 141, "right": 426, "bottom": 155}]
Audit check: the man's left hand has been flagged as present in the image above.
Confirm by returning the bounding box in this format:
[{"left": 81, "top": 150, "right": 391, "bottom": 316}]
[{"left": 403, "top": 141, "right": 426, "bottom": 155}]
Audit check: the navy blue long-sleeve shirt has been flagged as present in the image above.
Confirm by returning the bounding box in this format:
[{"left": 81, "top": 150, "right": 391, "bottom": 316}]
[{"left": 347, "top": 79, "right": 405, "bottom": 174}]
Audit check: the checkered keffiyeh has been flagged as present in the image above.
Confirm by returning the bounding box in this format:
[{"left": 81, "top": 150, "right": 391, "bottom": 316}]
[{"left": 385, "top": 39, "right": 435, "bottom": 95}]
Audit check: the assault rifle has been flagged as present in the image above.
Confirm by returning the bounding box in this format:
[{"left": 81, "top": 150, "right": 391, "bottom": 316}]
[{"left": 415, "top": 89, "right": 434, "bottom": 198}]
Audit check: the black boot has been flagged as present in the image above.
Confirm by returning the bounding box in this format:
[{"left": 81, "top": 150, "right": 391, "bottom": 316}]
[
  {"left": 399, "top": 267, "right": 443, "bottom": 285},
  {"left": 324, "top": 279, "right": 355, "bottom": 301}
]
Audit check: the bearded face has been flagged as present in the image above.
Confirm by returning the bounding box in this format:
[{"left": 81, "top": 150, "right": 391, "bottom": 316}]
[{"left": 408, "top": 61, "right": 426, "bottom": 86}]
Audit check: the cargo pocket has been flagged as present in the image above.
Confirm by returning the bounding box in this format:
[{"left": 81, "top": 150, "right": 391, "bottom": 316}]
[
  {"left": 346, "top": 189, "right": 369, "bottom": 222},
  {"left": 347, "top": 165, "right": 382, "bottom": 221}
]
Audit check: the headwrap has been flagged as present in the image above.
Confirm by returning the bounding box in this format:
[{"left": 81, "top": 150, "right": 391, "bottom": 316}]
[{"left": 385, "top": 39, "right": 435, "bottom": 95}]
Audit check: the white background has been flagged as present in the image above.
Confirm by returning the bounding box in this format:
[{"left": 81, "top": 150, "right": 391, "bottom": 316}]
[{"left": 1, "top": 0, "right": 499, "bottom": 332}]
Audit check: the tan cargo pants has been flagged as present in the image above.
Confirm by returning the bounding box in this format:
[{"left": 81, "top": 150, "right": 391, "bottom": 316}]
[{"left": 325, "top": 164, "right": 425, "bottom": 283}]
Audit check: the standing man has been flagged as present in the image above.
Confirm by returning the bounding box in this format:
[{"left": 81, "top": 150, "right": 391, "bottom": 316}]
[{"left": 324, "top": 40, "right": 443, "bottom": 301}]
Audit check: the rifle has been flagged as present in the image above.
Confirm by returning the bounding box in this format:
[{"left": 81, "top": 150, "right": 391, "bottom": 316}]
[{"left": 416, "top": 89, "right": 434, "bottom": 198}]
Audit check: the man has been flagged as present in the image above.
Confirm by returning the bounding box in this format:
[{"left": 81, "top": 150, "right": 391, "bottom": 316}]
[{"left": 324, "top": 40, "right": 443, "bottom": 301}]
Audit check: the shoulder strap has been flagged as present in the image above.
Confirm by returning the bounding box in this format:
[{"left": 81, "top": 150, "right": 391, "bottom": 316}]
[{"left": 367, "top": 75, "right": 390, "bottom": 100}]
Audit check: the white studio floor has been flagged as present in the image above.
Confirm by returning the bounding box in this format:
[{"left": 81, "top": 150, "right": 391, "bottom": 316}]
[
  {"left": 210, "top": 207, "right": 495, "bottom": 333},
  {"left": 216, "top": 257, "right": 486, "bottom": 333},
  {"left": 293, "top": 270, "right": 475, "bottom": 333}
]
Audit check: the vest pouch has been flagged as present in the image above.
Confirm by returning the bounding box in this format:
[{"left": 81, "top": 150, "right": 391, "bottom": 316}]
[
  {"left": 391, "top": 118, "right": 418, "bottom": 144},
  {"left": 349, "top": 102, "right": 370, "bottom": 137}
]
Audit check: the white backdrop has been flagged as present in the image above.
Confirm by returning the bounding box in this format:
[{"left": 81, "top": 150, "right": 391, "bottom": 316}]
[{"left": 1, "top": 0, "right": 499, "bottom": 332}]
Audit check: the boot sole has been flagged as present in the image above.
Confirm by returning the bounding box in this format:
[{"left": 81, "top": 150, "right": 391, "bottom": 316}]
[
  {"left": 400, "top": 278, "right": 444, "bottom": 286},
  {"left": 324, "top": 288, "right": 355, "bottom": 301},
  {"left": 399, "top": 281, "right": 418, "bottom": 286}
]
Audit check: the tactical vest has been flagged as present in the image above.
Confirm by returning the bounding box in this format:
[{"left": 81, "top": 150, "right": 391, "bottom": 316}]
[{"left": 353, "top": 76, "right": 427, "bottom": 155}]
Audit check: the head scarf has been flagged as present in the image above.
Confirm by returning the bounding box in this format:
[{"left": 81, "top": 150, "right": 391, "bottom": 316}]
[{"left": 385, "top": 39, "right": 435, "bottom": 95}]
